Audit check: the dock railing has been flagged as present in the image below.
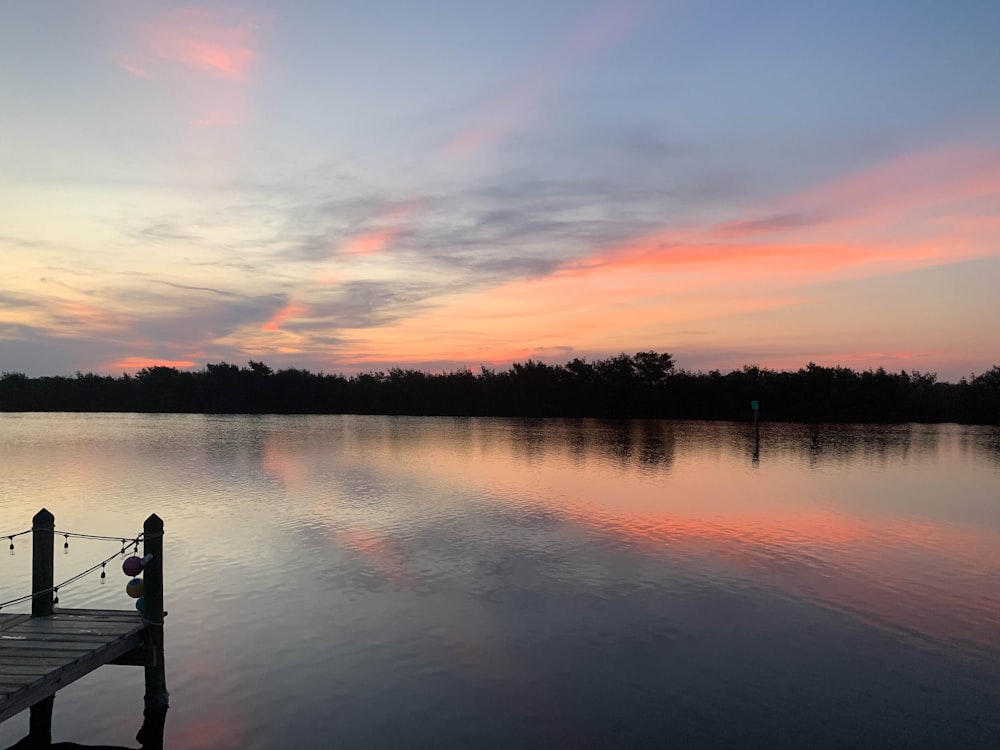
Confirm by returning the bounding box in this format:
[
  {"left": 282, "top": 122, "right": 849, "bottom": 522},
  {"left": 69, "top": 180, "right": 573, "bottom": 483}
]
[{"left": 0, "top": 509, "right": 168, "bottom": 748}]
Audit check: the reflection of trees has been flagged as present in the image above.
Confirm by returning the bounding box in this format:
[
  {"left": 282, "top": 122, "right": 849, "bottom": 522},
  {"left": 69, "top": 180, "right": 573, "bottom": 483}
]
[
  {"left": 742, "top": 422, "right": 967, "bottom": 467},
  {"left": 1, "top": 355, "right": 998, "bottom": 425},
  {"left": 959, "top": 424, "right": 1000, "bottom": 468},
  {"left": 501, "top": 419, "right": 678, "bottom": 473}
]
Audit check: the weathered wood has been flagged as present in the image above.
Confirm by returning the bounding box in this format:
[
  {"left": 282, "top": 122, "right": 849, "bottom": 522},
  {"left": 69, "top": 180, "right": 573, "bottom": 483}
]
[
  {"left": 0, "top": 609, "right": 145, "bottom": 724},
  {"left": 0, "top": 614, "right": 30, "bottom": 630},
  {"left": 0, "top": 657, "right": 79, "bottom": 668},
  {"left": 141, "top": 515, "right": 168, "bottom": 710},
  {"left": 31, "top": 510, "right": 54, "bottom": 618},
  {"left": 1, "top": 511, "right": 168, "bottom": 734},
  {"left": 0, "top": 665, "right": 53, "bottom": 677}
]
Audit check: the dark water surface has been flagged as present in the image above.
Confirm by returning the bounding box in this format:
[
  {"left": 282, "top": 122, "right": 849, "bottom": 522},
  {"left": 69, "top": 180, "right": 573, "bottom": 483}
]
[{"left": 0, "top": 414, "right": 998, "bottom": 748}]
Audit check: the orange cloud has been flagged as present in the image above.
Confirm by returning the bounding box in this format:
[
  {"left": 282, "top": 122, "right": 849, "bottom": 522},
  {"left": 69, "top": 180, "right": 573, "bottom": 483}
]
[
  {"left": 55, "top": 301, "right": 132, "bottom": 334},
  {"left": 337, "top": 200, "right": 422, "bottom": 257},
  {"left": 336, "top": 142, "right": 999, "bottom": 372},
  {"left": 261, "top": 303, "right": 308, "bottom": 332},
  {"left": 110, "top": 357, "right": 196, "bottom": 370},
  {"left": 341, "top": 227, "right": 402, "bottom": 256}
]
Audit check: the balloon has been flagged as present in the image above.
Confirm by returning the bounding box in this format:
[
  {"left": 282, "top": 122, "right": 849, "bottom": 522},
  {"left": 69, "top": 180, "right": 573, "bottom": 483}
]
[
  {"left": 123, "top": 556, "right": 143, "bottom": 576},
  {"left": 126, "top": 578, "right": 144, "bottom": 598}
]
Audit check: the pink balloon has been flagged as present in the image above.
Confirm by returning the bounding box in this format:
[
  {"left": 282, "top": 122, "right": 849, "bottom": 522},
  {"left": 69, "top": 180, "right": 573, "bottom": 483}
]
[{"left": 122, "top": 556, "right": 143, "bottom": 576}]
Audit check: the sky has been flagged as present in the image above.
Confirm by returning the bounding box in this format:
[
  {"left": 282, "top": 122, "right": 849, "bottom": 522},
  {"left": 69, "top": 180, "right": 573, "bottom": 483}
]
[{"left": 1, "top": 0, "right": 999, "bottom": 381}]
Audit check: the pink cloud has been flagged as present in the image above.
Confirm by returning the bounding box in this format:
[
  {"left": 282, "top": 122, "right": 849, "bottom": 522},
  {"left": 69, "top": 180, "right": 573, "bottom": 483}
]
[
  {"left": 118, "top": 8, "right": 261, "bottom": 82},
  {"left": 112, "top": 7, "right": 264, "bottom": 128},
  {"left": 343, "top": 141, "right": 998, "bottom": 376},
  {"left": 110, "top": 356, "right": 196, "bottom": 370},
  {"left": 793, "top": 145, "right": 1000, "bottom": 224},
  {"left": 337, "top": 200, "right": 422, "bottom": 257},
  {"left": 262, "top": 303, "right": 308, "bottom": 332},
  {"left": 567, "top": 143, "right": 1000, "bottom": 288},
  {"left": 341, "top": 227, "right": 403, "bottom": 256}
]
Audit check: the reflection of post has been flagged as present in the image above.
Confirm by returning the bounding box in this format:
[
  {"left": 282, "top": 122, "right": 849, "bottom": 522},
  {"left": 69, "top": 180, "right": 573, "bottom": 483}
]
[
  {"left": 27, "top": 695, "right": 54, "bottom": 746},
  {"left": 136, "top": 701, "right": 169, "bottom": 750},
  {"left": 751, "top": 400, "right": 760, "bottom": 465},
  {"left": 142, "top": 514, "right": 169, "bottom": 711}
]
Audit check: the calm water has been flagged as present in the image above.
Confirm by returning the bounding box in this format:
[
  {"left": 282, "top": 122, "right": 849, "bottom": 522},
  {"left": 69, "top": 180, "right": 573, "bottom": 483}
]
[{"left": 0, "top": 414, "right": 998, "bottom": 749}]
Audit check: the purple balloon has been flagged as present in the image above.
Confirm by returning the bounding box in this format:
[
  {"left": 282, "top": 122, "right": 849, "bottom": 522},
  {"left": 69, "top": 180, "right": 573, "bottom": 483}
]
[{"left": 122, "top": 556, "right": 143, "bottom": 577}]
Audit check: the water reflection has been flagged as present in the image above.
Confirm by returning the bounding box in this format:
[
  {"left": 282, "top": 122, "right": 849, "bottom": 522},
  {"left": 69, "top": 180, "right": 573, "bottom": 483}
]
[
  {"left": 3, "top": 702, "right": 165, "bottom": 750},
  {"left": 246, "top": 417, "right": 1000, "bottom": 660},
  {"left": 0, "top": 415, "right": 998, "bottom": 749}
]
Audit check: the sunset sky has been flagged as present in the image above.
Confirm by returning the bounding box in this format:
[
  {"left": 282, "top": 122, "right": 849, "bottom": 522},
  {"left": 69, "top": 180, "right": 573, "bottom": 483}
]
[{"left": 2, "top": 0, "right": 999, "bottom": 380}]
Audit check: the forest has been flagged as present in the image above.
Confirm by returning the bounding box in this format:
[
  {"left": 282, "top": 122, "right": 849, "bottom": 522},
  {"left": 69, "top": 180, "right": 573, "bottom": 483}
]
[{"left": 1, "top": 352, "right": 999, "bottom": 424}]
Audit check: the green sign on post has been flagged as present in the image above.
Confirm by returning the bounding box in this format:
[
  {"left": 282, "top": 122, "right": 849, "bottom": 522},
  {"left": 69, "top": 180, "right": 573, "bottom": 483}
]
[{"left": 751, "top": 400, "right": 759, "bottom": 410}]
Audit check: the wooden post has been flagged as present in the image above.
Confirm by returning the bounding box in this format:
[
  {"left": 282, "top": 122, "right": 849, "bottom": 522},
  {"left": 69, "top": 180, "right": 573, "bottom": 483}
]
[
  {"left": 32, "top": 508, "right": 54, "bottom": 618},
  {"left": 142, "top": 514, "right": 169, "bottom": 709}
]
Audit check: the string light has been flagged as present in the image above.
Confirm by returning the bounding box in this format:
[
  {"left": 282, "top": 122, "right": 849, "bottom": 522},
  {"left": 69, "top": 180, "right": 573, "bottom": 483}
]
[{"left": 0, "top": 527, "right": 147, "bottom": 610}]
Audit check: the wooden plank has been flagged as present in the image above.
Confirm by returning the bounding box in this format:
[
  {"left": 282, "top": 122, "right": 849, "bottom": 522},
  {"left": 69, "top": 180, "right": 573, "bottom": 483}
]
[
  {"left": 0, "top": 635, "right": 122, "bottom": 647},
  {"left": 10, "top": 620, "right": 143, "bottom": 635},
  {"left": 0, "top": 631, "right": 145, "bottom": 723},
  {"left": 5, "top": 625, "right": 138, "bottom": 639},
  {"left": 0, "top": 685, "right": 47, "bottom": 696},
  {"left": 0, "top": 664, "right": 48, "bottom": 679},
  {"left": 2, "top": 631, "right": 133, "bottom": 642},
  {"left": 0, "top": 683, "right": 35, "bottom": 695},
  {"left": 5, "top": 632, "right": 140, "bottom": 645},
  {"left": 0, "top": 635, "right": 143, "bottom": 658},
  {"left": 0, "top": 613, "right": 139, "bottom": 626},
  {"left": 16, "top": 612, "right": 138, "bottom": 622},
  {"left": 0, "top": 648, "right": 102, "bottom": 660},
  {"left": 0, "top": 608, "right": 148, "bottom": 724},
  {"left": 0, "top": 657, "right": 82, "bottom": 669},
  {"left": 0, "top": 614, "right": 31, "bottom": 629}
]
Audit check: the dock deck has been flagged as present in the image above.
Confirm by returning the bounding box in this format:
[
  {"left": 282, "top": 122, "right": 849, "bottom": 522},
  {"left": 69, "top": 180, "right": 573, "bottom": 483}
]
[{"left": 0, "top": 608, "right": 145, "bottom": 724}]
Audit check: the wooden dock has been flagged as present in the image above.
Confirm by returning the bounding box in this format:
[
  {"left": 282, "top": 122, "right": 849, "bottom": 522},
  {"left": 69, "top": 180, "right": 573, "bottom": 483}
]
[
  {"left": 0, "top": 609, "right": 146, "bottom": 724},
  {"left": 0, "top": 510, "right": 167, "bottom": 748}
]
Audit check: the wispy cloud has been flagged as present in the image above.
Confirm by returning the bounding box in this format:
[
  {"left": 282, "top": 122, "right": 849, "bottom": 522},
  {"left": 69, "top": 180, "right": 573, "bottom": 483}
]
[
  {"left": 115, "top": 7, "right": 261, "bottom": 82},
  {"left": 443, "top": 1, "right": 648, "bottom": 158},
  {"left": 316, "top": 141, "right": 1000, "bottom": 373},
  {"left": 112, "top": 6, "right": 265, "bottom": 128},
  {"left": 261, "top": 302, "right": 309, "bottom": 332},
  {"left": 336, "top": 1, "right": 648, "bottom": 259}
]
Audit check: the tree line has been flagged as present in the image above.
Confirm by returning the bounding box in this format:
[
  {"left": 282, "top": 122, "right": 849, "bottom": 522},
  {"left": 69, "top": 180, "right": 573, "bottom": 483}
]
[{"left": 1, "top": 352, "right": 998, "bottom": 424}]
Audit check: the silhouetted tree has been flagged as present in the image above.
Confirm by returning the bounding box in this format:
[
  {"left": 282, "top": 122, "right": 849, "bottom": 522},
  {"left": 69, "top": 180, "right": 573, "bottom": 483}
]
[{"left": 1, "top": 353, "right": 998, "bottom": 424}]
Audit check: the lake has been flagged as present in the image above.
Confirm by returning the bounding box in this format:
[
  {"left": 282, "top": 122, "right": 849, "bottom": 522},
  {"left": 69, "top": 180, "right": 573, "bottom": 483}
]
[{"left": 0, "top": 414, "right": 998, "bottom": 748}]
